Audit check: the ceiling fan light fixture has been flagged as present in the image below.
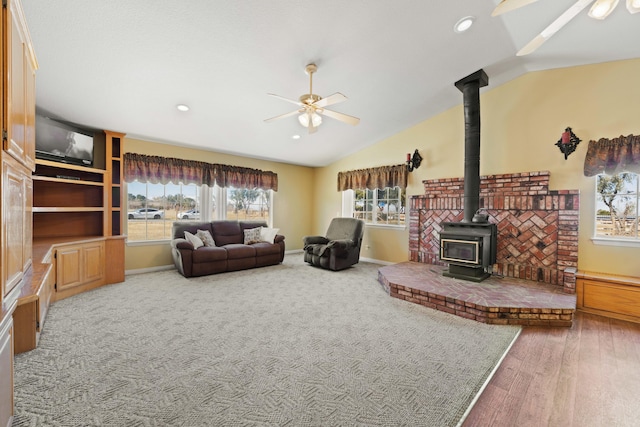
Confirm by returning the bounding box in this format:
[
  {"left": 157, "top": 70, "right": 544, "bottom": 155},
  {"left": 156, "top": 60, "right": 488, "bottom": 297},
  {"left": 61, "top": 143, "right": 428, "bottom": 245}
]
[
  {"left": 588, "top": 0, "right": 619, "bottom": 19},
  {"left": 454, "top": 16, "right": 475, "bottom": 33},
  {"left": 627, "top": 0, "right": 640, "bottom": 13},
  {"left": 298, "top": 112, "right": 322, "bottom": 128}
]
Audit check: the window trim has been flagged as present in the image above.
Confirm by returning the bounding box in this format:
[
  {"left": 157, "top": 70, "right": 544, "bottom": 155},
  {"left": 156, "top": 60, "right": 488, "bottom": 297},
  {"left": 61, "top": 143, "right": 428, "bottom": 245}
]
[{"left": 591, "top": 237, "right": 640, "bottom": 248}]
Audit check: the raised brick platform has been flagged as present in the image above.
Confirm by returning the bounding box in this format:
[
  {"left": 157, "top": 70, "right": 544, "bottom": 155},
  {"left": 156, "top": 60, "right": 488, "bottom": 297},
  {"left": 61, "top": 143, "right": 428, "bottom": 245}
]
[{"left": 378, "top": 262, "right": 576, "bottom": 326}]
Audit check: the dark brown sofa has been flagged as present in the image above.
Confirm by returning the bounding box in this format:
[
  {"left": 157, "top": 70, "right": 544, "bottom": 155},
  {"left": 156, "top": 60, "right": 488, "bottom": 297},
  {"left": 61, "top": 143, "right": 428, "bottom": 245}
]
[{"left": 171, "top": 220, "right": 285, "bottom": 277}]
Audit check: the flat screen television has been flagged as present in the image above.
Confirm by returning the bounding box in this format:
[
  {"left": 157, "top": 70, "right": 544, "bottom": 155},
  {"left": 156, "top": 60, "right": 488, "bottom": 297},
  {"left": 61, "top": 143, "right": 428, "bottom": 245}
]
[{"left": 35, "top": 115, "right": 94, "bottom": 167}]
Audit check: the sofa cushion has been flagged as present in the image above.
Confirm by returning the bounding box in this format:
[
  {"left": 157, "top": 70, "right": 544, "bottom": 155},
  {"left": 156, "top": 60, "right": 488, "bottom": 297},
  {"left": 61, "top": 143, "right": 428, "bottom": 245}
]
[
  {"left": 224, "top": 244, "right": 257, "bottom": 259},
  {"left": 260, "top": 227, "right": 279, "bottom": 244},
  {"left": 192, "top": 246, "right": 228, "bottom": 263},
  {"left": 172, "top": 221, "right": 215, "bottom": 240},
  {"left": 196, "top": 229, "right": 216, "bottom": 247},
  {"left": 243, "top": 227, "right": 262, "bottom": 244},
  {"left": 184, "top": 231, "right": 204, "bottom": 249},
  {"left": 211, "top": 221, "right": 243, "bottom": 246},
  {"left": 252, "top": 242, "right": 281, "bottom": 257}
]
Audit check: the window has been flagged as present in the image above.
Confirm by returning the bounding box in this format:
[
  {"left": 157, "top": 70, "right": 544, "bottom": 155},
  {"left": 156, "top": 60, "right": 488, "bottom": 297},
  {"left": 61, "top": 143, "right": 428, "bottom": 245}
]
[
  {"left": 343, "top": 187, "right": 406, "bottom": 226},
  {"left": 223, "top": 187, "right": 272, "bottom": 223},
  {"left": 127, "top": 181, "right": 272, "bottom": 242},
  {"left": 595, "top": 172, "right": 639, "bottom": 242},
  {"left": 127, "top": 181, "right": 208, "bottom": 241}
]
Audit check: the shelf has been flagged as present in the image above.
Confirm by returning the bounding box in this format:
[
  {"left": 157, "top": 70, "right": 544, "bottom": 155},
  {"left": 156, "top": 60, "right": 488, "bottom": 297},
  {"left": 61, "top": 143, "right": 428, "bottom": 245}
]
[
  {"left": 34, "top": 160, "right": 105, "bottom": 184},
  {"left": 32, "top": 175, "right": 104, "bottom": 187},
  {"left": 35, "top": 159, "right": 105, "bottom": 175},
  {"left": 34, "top": 180, "right": 104, "bottom": 208},
  {"left": 33, "top": 207, "right": 105, "bottom": 213},
  {"left": 33, "top": 211, "right": 105, "bottom": 238}
]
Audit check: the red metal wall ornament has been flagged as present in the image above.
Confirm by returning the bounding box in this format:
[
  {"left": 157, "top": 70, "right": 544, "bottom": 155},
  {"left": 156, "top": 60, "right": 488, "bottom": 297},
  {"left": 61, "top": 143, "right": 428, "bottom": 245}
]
[{"left": 555, "top": 127, "right": 581, "bottom": 160}]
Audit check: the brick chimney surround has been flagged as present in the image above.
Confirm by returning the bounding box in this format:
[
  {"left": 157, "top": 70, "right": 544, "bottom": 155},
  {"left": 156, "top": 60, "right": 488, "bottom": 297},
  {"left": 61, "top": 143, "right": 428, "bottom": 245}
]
[{"left": 409, "top": 170, "right": 579, "bottom": 293}]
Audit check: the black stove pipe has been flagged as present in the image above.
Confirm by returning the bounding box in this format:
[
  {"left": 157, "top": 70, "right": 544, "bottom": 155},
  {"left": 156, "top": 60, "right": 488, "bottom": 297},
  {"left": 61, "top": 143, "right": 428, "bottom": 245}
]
[{"left": 454, "top": 70, "right": 488, "bottom": 223}]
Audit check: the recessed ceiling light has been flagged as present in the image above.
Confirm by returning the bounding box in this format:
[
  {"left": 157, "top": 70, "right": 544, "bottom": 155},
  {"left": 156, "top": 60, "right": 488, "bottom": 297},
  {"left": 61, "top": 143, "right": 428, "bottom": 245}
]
[
  {"left": 176, "top": 104, "right": 190, "bottom": 112},
  {"left": 454, "top": 16, "right": 475, "bottom": 33},
  {"left": 292, "top": 134, "right": 301, "bottom": 140}
]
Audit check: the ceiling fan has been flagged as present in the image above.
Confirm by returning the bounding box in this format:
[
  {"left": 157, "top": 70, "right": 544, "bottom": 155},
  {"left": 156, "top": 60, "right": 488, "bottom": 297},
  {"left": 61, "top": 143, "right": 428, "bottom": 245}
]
[
  {"left": 492, "top": 0, "right": 640, "bottom": 56},
  {"left": 264, "top": 63, "right": 360, "bottom": 134}
]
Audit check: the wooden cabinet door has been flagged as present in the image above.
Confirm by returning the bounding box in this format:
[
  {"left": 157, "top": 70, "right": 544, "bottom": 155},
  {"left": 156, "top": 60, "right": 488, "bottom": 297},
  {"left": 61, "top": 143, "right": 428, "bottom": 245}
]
[
  {"left": 24, "top": 56, "right": 36, "bottom": 169},
  {"left": 82, "top": 242, "right": 105, "bottom": 284},
  {"left": 1, "top": 157, "right": 30, "bottom": 301},
  {"left": 56, "top": 241, "right": 105, "bottom": 292},
  {"left": 4, "top": 0, "right": 37, "bottom": 171},
  {"left": 56, "top": 245, "right": 83, "bottom": 291}
]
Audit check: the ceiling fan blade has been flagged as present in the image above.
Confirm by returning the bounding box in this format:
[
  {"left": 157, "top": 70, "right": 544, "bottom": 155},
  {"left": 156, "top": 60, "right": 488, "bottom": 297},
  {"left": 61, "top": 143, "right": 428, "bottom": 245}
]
[
  {"left": 264, "top": 109, "right": 301, "bottom": 123},
  {"left": 267, "top": 93, "right": 303, "bottom": 106},
  {"left": 313, "top": 92, "right": 347, "bottom": 108},
  {"left": 517, "top": 0, "right": 595, "bottom": 56},
  {"left": 492, "top": 0, "right": 540, "bottom": 16},
  {"left": 319, "top": 109, "right": 360, "bottom": 126}
]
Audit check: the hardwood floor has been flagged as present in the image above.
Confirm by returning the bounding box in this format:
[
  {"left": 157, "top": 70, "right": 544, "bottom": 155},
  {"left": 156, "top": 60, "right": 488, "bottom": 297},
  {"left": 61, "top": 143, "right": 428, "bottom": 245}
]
[{"left": 463, "top": 311, "right": 640, "bottom": 427}]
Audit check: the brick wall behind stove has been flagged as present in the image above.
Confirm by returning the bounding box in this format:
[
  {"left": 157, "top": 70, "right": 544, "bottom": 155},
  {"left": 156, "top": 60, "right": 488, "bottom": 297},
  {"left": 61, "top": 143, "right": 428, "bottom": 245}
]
[{"left": 409, "top": 171, "right": 579, "bottom": 292}]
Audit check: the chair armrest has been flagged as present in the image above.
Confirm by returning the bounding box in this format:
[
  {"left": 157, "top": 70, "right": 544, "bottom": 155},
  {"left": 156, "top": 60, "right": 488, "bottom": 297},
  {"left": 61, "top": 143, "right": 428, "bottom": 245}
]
[
  {"left": 172, "top": 238, "right": 194, "bottom": 250},
  {"left": 274, "top": 234, "right": 285, "bottom": 244},
  {"left": 327, "top": 239, "right": 355, "bottom": 250},
  {"left": 303, "top": 235, "right": 329, "bottom": 246}
]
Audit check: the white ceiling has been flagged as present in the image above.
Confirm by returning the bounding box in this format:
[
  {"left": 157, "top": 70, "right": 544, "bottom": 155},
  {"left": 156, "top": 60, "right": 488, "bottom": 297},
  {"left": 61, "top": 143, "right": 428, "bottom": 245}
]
[{"left": 22, "top": 0, "right": 640, "bottom": 167}]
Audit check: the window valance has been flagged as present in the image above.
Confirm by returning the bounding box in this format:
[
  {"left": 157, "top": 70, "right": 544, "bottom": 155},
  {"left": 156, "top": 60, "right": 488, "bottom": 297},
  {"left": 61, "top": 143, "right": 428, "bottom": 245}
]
[
  {"left": 583, "top": 134, "right": 640, "bottom": 177},
  {"left": 123, "top": 153, "right": 278, "bottom": 191},
  {"left": 337, "top": 164, "right": 407, "bottom": 191}
]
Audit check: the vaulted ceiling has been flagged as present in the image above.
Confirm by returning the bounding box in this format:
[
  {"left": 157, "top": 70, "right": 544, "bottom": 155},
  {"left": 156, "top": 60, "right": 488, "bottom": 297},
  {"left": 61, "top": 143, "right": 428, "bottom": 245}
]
[{"left": 22, "top": 0, "right": 640, "bottom": 167}]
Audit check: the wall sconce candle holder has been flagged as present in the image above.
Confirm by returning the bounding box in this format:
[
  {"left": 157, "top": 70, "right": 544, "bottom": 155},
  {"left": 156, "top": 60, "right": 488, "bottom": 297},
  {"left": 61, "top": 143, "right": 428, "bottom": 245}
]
[
  {"left": 555, "top": 127, "right": 581, "bottom": 160},
  {"left": 406, "top": 149, "right": 423, "bottom": 172}
]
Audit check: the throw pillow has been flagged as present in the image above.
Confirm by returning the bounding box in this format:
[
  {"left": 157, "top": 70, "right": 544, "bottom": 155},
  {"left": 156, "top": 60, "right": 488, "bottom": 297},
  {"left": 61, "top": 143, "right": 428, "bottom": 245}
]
[
  {"left": 196, "top": 229, "right": 215, "bottom": 247},
  {"left": 260, "top": 227, "right": 279, "bottom": 244},
  {"left": 243, "top": 227, "right": 262, "bottom": 245},
  {"left": 184, "top": 231, "right": 204, "bottom": 249}
]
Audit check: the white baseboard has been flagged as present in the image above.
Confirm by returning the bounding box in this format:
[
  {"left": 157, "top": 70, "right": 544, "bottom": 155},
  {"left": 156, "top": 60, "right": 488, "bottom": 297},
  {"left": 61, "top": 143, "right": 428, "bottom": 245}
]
[
  {"left": 285, "top": 249, "right": 304, "bottom": 255},
  {"left": 359, "top": 256, "right": 395, "bottom": 265},
  {"left": 125, "top": 265, "right": 176, "bottom": 276}
]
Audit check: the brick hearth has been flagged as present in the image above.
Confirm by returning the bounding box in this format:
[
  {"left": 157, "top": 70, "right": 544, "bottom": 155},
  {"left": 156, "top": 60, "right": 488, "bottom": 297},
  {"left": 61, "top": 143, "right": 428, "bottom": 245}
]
[
  {"left": 378, "top": 262, "right": 576, "bottom": 326},
  {"left": 383, "top": 170, "right": 579, "bottom": 326}
]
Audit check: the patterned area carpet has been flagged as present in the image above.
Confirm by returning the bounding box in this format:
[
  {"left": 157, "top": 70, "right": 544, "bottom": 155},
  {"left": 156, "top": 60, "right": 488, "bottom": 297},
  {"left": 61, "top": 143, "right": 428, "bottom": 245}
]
[{"left": 13, "top": 256, "right": 520, "bottom": 426}]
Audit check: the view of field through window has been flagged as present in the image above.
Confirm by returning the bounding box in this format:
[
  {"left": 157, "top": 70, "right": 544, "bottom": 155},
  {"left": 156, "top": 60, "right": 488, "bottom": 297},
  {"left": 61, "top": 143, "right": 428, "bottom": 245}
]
[
  {"left": 353, "top": 187, "right": 405, "bottom": 225},
  {"left": 127, "top": 181, "right": 270, "bottom": 241},
  {"left": 595, "top": 172, "right": 639, "bottom": 239}
]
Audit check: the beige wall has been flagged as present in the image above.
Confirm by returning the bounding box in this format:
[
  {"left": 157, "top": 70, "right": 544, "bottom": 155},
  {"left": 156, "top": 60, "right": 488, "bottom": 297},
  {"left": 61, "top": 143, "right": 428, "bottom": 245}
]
[
  {"left": 124, "top": 138, "right": 314, "bottom": 271},
  {"left": 124, "top": 58, "right": 640, "bottom": 277},
  {"left": 314, "top": 58, "right": 640, "bottom": 276}
]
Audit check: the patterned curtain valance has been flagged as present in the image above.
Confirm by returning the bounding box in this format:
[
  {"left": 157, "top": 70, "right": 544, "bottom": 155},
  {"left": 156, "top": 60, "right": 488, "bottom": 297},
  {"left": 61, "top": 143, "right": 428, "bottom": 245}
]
[
  {"left": 583, "top": 134, "right": 640, "bottom": 177},
  {"left": 123, "top": 153, "right": 278, "bottom": 191},
  {"left": 337, "top": 164, "right": 407, "bottom": 191}
]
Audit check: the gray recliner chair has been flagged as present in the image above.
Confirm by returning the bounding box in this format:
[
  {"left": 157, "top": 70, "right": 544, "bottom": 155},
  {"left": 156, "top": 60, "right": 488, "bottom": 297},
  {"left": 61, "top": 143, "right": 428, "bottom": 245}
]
[{"left": 303, "top": 217, "right": 365, "bottom": 271}]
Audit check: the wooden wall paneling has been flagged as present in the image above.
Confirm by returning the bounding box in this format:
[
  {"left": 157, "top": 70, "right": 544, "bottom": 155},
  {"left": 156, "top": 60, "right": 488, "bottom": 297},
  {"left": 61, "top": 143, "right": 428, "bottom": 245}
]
[
  {"left": 0, "top": 315, "right": 14, "bottom": 427},
  {"left": 105, "top": 236, "right": 125, "bottom": 284},
  {"left": 1, "top": 157, "right": 29, "bottom": 305}
]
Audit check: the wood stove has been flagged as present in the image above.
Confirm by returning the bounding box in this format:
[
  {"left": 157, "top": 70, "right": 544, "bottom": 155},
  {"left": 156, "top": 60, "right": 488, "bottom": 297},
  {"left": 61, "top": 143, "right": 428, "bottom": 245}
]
[
  {"left": 440, "top": 221, "right": 496, "bottom": 282},
  {"left": 438, "top": 69, "right": 497, "bottom": 282}
]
